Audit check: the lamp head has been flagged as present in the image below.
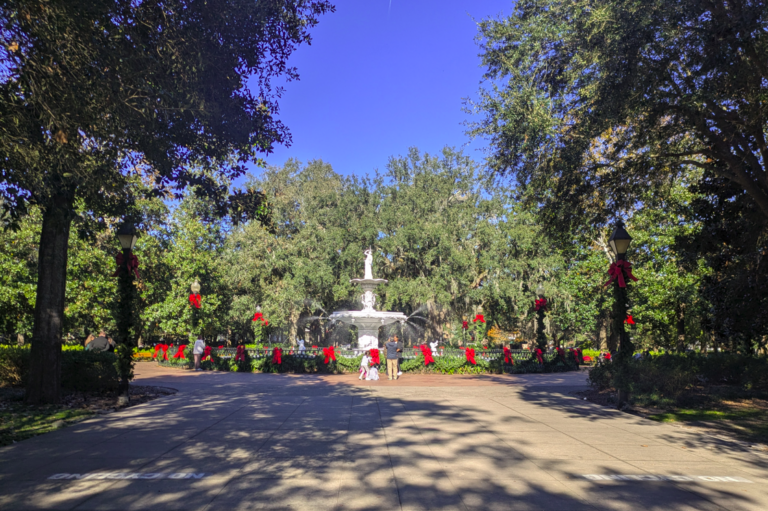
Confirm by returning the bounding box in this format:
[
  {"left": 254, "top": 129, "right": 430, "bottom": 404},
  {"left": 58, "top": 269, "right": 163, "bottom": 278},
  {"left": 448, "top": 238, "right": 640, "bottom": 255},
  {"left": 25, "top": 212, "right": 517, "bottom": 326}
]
[
  {"left": 536, "top": 284, "right": 545, "bottom": 297},
  {"left": 190, "top": 279, "right": 201, "bottom": 294},
  {"left": 608, "top": 220, "right": 632, "bottom": 257},
  {"left": 115, "top": 221, "right": 138, "bottom": 250}
]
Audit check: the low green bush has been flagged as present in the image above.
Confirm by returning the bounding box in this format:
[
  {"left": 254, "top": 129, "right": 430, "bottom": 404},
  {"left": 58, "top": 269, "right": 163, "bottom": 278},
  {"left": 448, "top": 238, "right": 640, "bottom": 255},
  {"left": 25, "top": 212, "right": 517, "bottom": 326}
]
[{"left": 0, "top": 346, "right": 119, "bottom": 391}]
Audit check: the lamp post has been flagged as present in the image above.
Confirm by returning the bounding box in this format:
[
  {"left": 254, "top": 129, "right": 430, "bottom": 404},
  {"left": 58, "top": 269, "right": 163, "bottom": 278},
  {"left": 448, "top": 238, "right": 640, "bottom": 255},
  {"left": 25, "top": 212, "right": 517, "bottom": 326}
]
[
  {"left": 535, "top": 284, "right": 547, "bottom": 351},
  {"left": 608, "top": 220, "right": 633, "bottom": 407},
  {"left": 115, "top": 221, "right": 139, "bottom": 406},
  {"left": 190, "top": 279, "right": 201, "bottom": 331}
]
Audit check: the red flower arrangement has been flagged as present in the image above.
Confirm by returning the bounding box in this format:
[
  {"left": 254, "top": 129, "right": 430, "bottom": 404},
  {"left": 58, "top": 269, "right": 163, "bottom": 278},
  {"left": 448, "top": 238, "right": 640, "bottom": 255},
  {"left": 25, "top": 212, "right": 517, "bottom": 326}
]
[
  {"left": 419, "top": 345, "right": 435, "bottom": 365},
  {"left": 323, "top": 346, "right": 336, "bottom": 364},
  {"left": 370, "top": 348, "right": 380, "bottom": 365},
  {"left": 202, "top": 346, "right": 212, "bottom": 361},
  {"left": 272, "top": 347, "right": 282, "bottom": 365},
  {"left": 473, "top": 314, "right": 485, "bottom": 323},
  {"left": 465, "top": 348, "right": 477, "bottom": 365},
  {"left": 189, "top": 293, "right": 202, "bottom": 309}
]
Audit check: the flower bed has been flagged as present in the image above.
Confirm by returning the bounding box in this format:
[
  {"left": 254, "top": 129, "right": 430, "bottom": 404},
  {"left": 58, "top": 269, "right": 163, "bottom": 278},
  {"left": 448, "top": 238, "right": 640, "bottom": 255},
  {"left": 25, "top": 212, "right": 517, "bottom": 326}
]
[{"left": 155, "top": 346, "right": 581, "bottom": 374}]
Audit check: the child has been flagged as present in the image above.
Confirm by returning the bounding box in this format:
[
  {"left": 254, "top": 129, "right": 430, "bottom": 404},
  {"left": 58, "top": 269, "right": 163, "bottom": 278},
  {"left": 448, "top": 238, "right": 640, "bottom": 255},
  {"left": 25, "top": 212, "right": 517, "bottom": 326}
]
[
  {"left": 366, "top": 365, "right": 379, "bottom": 381},
  {"left": 359, "top": 352, "right": 370, "bottom": 380}
]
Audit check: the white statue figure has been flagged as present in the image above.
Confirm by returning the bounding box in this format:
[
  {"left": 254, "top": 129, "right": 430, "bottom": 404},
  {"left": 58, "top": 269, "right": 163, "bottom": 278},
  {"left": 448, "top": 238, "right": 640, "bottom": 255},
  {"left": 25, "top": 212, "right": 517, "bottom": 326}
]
[
  {"left": 298, "top": 339, "right": 305, "bottom": 353},
  {"left": 361, "top": 290, "right": 376, "bottom": 311},
  {"left": 364, "top": 248, "right": 373, "bottom": 279},
  {"left": 430, "top": 340, "right": 439, "bottom": 356}
]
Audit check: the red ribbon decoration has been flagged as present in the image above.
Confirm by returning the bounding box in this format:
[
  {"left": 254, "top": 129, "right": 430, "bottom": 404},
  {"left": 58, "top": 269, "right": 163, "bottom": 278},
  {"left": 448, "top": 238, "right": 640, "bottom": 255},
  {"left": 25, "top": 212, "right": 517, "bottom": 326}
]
[
  {"left": 189, "top": 294, "right": 202, "bottom": 309},
  {"left": 323, "top": 346, "right": 336, "bottom": 364},
  {"left": 555, "top": 347, "right": 565, "bottom": 361},
  {"left": 535, "top": 298, "right": 548, "bottom": 311},
  {"left": 604, "top": 260, "right": 638, "bottom": 288},
  {"left": 604, "top": 352, "right": 612, "bottom": 361},
  {"left": 235, "top": 345, "right": 246, "bottom": 362},
  {"left": 419, "top": 344, "right": 435, "bottom": 365},
  {"left": 473, "top": 314, "right": 485, "bottom": 323},
  {"left": 625, "top": 314, "right": 635, "bottom": 325},
  {"left": 272, "top": 347, "right": 282, "bottom": 365},
  {"left": 572, "top": 349, "right": 580, "bottom": 363},
  {"left": 203, "top": 346, "right": 212, "bottom": 361},
  {"left": 534, "top": 348, "right": 543, "bottom": 364},
  {"left": 503, "top": 346, "right": 512, "bottom": 364},
  {"left": 153, "top": 344, "right": 168, "bottom": 359},
  {"left": 172, "top": 345, "right": 186, "bottom": 359},
  {"left": 462, "top": 321, "right": 468, "bottom": 330},
  {"left": 113, "top": 253, "right": 140, "bottom": 279},
  {"left": 370, "top": 348, "right": 380, "bottom": 365},
  {"left": 253, "top": 312, "right": 268, "bottom": 326},
  {"left": 465, "top": 348, "right": 477, "bottom": 365}
]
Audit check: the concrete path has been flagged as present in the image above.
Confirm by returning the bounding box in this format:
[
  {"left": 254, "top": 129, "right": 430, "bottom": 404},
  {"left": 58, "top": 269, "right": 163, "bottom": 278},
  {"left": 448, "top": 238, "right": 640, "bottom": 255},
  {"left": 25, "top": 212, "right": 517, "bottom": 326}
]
[{"left": 1, "top": 365, "right": 767, "bottom": 510}]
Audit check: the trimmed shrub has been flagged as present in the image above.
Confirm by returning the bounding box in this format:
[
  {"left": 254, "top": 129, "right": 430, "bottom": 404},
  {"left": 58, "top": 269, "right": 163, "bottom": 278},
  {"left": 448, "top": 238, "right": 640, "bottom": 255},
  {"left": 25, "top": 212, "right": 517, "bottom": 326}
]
[{"left": 0, "top": 346, "right": 119, "bottom": 391}]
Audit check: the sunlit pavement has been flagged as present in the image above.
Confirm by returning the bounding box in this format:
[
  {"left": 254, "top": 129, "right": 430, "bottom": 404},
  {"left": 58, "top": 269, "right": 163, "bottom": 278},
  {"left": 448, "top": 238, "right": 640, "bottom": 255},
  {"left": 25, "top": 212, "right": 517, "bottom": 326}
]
[{"left": 1, "top": 365, "right": 767, "bottom": 510}]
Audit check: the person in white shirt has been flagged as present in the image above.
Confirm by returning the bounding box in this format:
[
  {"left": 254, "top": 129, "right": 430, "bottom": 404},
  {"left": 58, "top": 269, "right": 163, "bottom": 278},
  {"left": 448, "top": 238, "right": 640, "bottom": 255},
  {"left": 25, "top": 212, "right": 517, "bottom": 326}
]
[
  {"left": 193, "top": 336, "right": 205, "bottom": 371},
  {"left": 359, "top": 353, "right": 370, "bottom": 380}
]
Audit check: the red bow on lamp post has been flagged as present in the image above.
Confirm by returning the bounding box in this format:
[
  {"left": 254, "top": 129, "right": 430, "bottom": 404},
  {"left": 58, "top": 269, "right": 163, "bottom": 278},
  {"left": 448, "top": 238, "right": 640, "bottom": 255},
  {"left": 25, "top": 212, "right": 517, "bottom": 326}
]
[
  {"left": 419, "top": 345, "right": 435, "bottom": 365},
  {"left": 235, "top": 345, "right": 246, "bottom": 362},
  {"left": 473, "top": 314, "right": 485, "bottom": 323},
  {"left": 503, "top": 346, "right": 513, "bottom": 364},
  {"left": 462, "top": 321, "right": 468, "bottom": 330},
  {"left": 625, "top": 314, "right": 635, "bottom": 325},
  {"left": 555, "top": 346, "right": 565, "bottom": 361},
  {"left": 189, "top": 294, "right": 202, "bottom": 309},
  {"left": 534, "top": 348, "right": 544, "bottom": 364},
  {"left": 113, "top": 253, "right": 140, "bottom": 279},
  {"left": 604, "top": 260, "right": 638, "bottom": 288},
  {"left": 465, "top": 348, "right": 477, "bottom": 365},
  {"left": 370, "top": 348, "right": 380, "bottom": 365},
  {"left": 272, "top": 347, "right": 282, "bottom": 365},
  {"left": 323, "top": 346, "right": 336, "bottom": 364},
  {"left": 535, "top": 298, "right": 548, "bottom": 311}
]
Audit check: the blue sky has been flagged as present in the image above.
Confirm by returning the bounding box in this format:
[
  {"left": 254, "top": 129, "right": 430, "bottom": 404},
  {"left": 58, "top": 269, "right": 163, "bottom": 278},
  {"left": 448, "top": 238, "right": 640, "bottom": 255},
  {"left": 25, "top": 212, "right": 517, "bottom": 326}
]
[{"left": 244, "top": 0, "right": 513, "bottom": 181}]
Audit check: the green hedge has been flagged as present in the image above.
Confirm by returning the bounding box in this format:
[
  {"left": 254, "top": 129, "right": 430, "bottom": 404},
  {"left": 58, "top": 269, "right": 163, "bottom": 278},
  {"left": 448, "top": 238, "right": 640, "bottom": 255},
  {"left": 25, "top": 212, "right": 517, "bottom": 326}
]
[
  {"left": 0, "top": 346, "right": 120, "bottom": 391},
  {"left": 156, "top": 347, "right": 580, "bottom": 375},
  {"left": 588, "top": 353, "right": 768, "bottom": 398}
]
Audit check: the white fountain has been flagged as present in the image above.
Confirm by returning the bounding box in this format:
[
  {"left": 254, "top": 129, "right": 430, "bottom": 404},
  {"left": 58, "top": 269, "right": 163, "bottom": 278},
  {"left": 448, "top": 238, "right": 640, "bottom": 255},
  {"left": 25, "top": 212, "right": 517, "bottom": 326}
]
[{"left": 329, "top": 248, "right": 407, "bottom": 349}]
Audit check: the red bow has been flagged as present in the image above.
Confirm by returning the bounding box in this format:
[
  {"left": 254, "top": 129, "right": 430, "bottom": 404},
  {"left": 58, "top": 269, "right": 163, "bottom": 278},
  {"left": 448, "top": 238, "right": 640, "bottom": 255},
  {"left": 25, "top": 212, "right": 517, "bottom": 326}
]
[
  {"left": 272, "top": 347, "right": 282, "bottom": 365},
  {"left": 465, "top": 348, "right": 477, "bottom": 365},
  {"left": 153, "top": 344, "right": 168, "bottom": 360},
  {"left": 312, "top": 345, "right": 318, "bottom": 349},
  {"left": 535, "top": 298, "right": 547, "bottom": 311},
  {"left": 370, "top": 348, "right": 380, "bottom": 365},
  {"left": 203, "top": 346, "right": 212, "bottom": 361},
  {"left": 503, "top": 346, "right": 512, "bottom": 364},
  {"left": 604, "top": 260, "right": 638, "bottom": 288},
  {"left": 253, "top": 312, "right": 268, "bottom": 326},
  {"left": 235, "top": 345, "right": 246, "bottom": 362},
  {"left": 555, "top": 347, "right": 565, "bottom": 361},
  {"left": 604, "top": 352, "right": 612, "bottom": 360},
  {"left": 473, "top": 314, "right": 485, "bottom": 323},
  {"left": 535, "top": 348, "right": 543, "bottom": 364},
  {"left": 419, "top": 345, "right": 435, "bottom": 365},
  {"left": 625, "top": 314, "right": 635, "bottom": 325},
  {"left": 572, "top": 349, "right": 579, "bottom": 362},
  {"left": 462, "top": 321, "right": 468, "bottom": 330},
  {"left": 189, "top": 294, "right": 202, "bottom": 309},
  {"left": 323, "top": 346, "right": 336, "bottom": 364},
  {"left": 113, "top": 253, "right": 140, "bottom": 279},
  {"left": 172, "top": 345, "right": 186, "bottom": 359}
]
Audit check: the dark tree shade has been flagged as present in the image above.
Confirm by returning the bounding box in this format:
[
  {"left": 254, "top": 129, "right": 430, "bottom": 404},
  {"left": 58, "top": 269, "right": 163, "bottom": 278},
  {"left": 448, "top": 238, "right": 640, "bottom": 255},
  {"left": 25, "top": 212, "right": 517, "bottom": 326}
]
[{"left": 0, "top": 0, "right": 333, "bottom": 403}]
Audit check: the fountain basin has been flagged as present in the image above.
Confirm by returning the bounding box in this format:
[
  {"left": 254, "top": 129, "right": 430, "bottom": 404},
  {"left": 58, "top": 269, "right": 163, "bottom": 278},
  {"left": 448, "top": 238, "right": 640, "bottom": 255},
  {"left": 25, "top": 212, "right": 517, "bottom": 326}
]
[{"left": 329, "top": 310, "right": 407, "bottom": 349}]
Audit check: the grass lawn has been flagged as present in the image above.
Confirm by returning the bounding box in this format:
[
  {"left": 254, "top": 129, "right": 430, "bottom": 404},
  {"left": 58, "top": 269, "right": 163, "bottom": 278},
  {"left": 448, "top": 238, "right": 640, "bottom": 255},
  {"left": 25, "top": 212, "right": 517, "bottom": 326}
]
[{"left": 646, "top": 403, "right": 768, "bottom": 442}]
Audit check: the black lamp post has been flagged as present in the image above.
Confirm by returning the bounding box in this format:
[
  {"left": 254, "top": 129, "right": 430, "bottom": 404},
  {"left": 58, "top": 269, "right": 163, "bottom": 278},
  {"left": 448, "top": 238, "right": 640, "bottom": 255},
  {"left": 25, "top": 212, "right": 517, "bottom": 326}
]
[
  {"left": 608, "top": 220, "right": 633, "bottom": 407},
  {"left": 535, "top": 284, "right": 547, "bottom": 351},
  {"left": 115, "top": 221, "right": 139, "bottom": 406},
  {"left": 190, "top": 279, "right": 201, "bottom": 331}
]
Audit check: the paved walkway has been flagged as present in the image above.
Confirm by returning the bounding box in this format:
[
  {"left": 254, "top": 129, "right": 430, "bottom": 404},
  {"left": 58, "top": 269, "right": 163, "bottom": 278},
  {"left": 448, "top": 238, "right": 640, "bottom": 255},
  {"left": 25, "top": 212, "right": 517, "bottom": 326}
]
[{"left": 1, "top": 365, "right": 767, "bottom": 510}]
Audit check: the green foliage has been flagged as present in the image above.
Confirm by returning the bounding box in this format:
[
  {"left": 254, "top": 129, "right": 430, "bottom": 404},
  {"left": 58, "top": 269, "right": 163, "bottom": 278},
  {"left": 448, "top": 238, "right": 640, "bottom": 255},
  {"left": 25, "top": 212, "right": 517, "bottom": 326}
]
[{"left": 0, "top": 346, "right": 119, "bottom": 391}]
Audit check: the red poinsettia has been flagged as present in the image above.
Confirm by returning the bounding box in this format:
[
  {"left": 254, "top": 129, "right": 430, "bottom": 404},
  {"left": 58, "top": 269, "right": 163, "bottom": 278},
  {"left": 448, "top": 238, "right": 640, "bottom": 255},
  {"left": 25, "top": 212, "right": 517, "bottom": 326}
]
[{"left": 473, "top": 314, "right": 485, "bottom": 323}]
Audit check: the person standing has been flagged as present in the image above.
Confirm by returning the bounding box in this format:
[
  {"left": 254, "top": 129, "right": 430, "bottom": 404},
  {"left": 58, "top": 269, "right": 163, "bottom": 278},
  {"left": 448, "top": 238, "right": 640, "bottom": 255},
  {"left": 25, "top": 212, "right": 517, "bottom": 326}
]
[
  {"left": 395, "top": 335, "right": 404, "bottom": 377},
  {"left": 193, "top": 336, "right": 206, "bottom": 371},
  {"left": 385, "top": 337, "right": 401, "bottom": 380}
]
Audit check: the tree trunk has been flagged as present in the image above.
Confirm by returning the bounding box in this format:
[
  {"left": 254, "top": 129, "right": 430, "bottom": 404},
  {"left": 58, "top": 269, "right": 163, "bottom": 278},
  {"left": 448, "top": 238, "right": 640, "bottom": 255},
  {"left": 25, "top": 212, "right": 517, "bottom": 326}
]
[
  {"left": 26, "top": 193, "right": 74, "bottom": 404},
  {"left": 676, "top": 301, "right": 686, "bottom": 352}
]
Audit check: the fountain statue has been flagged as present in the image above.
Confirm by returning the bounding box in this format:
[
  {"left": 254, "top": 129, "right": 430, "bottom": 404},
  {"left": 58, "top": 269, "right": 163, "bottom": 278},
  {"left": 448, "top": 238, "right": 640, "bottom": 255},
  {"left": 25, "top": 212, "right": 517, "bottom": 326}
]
[{"left": 329, "top": 249, "right": 407, "bottom": 349}]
